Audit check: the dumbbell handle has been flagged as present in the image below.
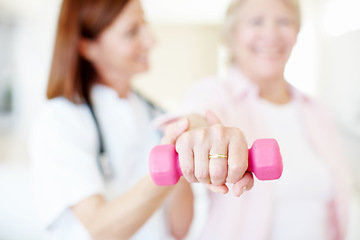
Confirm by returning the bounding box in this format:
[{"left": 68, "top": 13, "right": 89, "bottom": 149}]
[{"left": 149, "top": 138, "right": 283, "bottom": 186}]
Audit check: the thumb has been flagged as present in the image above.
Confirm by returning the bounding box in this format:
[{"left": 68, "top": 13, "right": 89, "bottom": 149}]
[
  {"left": 161, "top": 118, "right": 190, "bottom": 145},
  {"left": 205, "top": 109, "right": 222, "bottom": 126},
  {"left": 204, "top": 183, "right": 229, "bottom": 194}
]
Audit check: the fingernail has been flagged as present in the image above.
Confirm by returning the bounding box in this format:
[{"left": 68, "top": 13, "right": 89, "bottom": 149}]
[{"left": 238, "top": 186, "right": 247, "bottom": 197}]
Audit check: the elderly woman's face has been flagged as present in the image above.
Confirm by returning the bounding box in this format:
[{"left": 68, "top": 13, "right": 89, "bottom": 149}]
[{"left": 231, "top": 0, "right": 298, "bottom": 80}]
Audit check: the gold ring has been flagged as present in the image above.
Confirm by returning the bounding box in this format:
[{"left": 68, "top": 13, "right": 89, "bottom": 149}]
[{"left": 209, "top": 154, "right": 228, "bottom": 159}]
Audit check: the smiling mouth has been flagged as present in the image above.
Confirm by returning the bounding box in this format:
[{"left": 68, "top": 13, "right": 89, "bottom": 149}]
[{"left": 255, "top": 47, "right": 283, "bottom": 59}]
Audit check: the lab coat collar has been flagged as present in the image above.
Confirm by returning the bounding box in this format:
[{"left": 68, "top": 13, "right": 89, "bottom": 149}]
[{"left": 91, "top": 83, "right": 135, "bottom": 105}]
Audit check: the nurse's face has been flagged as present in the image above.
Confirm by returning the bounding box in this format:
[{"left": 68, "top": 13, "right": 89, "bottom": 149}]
[
  {"left": 82, "top": 0, "right": 155, "bottom": 79},
  {"left": 230, "top": 0, "right": 298, "bottom": 81}
]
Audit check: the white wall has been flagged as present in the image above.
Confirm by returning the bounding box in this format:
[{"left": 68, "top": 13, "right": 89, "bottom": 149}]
[
  {"left": 318, "top": 31, "right": 360, "bottom": 135},
  {"left": 133, "top": 23, "right": 220, "bottom": 111},
  {"left": 317, "top": 2, "right": 360, "bottom": 238},
  {"left": 142, "top": 0, "right": 232, "bottom": 24},
  {"left": 0, "top": 0, "right": 61, "bottom": 136},
  {"left": 318, "top": 30, "right": 360, "bottom": 189}
]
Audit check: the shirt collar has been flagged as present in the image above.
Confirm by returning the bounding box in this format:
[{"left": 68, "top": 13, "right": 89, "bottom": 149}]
[
  {"left": 91, "top": 83, "right": 134, "bottom": 104},
  {"left": 226, "top": 66, "right": 260, "bottom": 100},
  {"left": 226, "top": 66, "right": 310, "bottom": 104}
]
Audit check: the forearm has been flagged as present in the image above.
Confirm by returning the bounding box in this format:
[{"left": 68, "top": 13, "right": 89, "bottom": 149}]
[
  {"left": 73, "top": 175, "right": 174, "bottom": 240},
  {"left": 166, "top": 178, "right": 194, "bottom": 240}
]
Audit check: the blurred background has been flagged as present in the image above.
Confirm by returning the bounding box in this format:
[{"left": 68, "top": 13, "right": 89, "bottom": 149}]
[{"left": 0, "top": 0, "right": 359, "bottom": 239}]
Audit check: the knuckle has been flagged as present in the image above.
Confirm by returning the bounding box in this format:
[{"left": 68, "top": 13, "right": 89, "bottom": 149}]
[
  {"left": 232, "top": 161, "right": 248, "bottom": 174},
  {"left": 211, "top": 124, "right": 225, "bottom": 140},
  {"left": 195, "top": 168, "right": 208, "bottom": 181},
  {"left": 228, "top": 162, "right": 247, "bottom": 179},
  {"left": 211, "top": 168, "right": 226, "bottom": 181},
  {"left": 177, "top": 132, "right": 192, "bottom": 146},
  {"left": 231, "top": 127, "right": 244, "bottom": 138},
  {"left": 196, "top": 128, "right": 208, "bottom": 143},
  {"left": 182, "top": 166, "right": 194, "bottom": 178}
]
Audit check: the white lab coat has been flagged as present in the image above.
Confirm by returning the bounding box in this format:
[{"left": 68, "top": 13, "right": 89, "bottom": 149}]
[{"left": 29, "top": 84, "right": 169, "bottom": 240}]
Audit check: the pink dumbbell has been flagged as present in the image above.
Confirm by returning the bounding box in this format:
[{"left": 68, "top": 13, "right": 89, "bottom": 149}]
[{"left": 149, "top": 138, "right": 283, "bottom": 186}]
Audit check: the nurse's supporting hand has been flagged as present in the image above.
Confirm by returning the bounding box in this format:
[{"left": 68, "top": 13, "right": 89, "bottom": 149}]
[{"left": 161, "top": 118, "right": 191, "bottom": 145}]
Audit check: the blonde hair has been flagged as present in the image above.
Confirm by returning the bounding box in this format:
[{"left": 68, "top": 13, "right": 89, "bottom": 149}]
[{"left": 223, "top": 0, "right": 301, "bottom": 47}]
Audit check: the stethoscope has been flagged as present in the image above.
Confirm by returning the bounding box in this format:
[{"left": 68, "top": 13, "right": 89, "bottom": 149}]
[
  {"left": 86, "top": 92, "right": 164, "bottom": 181},
  {"left": 87, "top": 102, "right": 113, "bottom": 180}
]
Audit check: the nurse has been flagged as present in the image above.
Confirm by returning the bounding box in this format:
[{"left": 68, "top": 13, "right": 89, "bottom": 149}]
[
  {"left": 28, "top": 0, "right": 194, "bottom": 239},
  {"left": 29, "top": 0, "right": 252, "bottom": 239}
]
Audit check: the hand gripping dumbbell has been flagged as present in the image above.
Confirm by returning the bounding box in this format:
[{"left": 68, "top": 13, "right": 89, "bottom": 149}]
[{"left": 149, "top": 138, "right": 283, "bottom": 186}]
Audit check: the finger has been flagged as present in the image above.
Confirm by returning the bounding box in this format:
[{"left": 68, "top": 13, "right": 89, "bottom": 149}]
[
  {"left": 205, "top": 109, "right": 222, "bottom": 126},
  {"left": 209, "top": 157, "right": 228, "bottom": 186},
  {"left": 209, "top": 125, "right": 229, "bottom": 186},
  {"left": 204, "top": 183, "right": 229, "bottom": 194},
  {"left": 161, "top": 118, "right": 189, "bottom": 145},
  {"left": 226, "top": 128, "right": 248, "bottom": 183},
  {"left": 178, "top": 148, "right": 197, "bottom": 183},
  {"left": 193, "top": 144, "right": 211, "bottom": 184},
  {"left": 176, "top": 135, "right": 197, "bottom": 183},
  {"left": 232, "top": 172, "right": 254, "bottom": 197}
]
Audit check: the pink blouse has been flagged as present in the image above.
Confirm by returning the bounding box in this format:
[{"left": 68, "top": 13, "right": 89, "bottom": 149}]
[{"left": 177, "top": 68, "right": 351, "bottom": 240}]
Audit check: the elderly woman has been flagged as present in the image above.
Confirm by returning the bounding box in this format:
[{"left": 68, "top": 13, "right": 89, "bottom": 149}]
[{"left": 180, "top": 0, "right": 351, "bottom": 239}]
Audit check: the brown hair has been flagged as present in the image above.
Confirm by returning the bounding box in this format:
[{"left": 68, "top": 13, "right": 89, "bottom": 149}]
[{"left": 47, "top": 0, "right": 131, "bottom": 103}]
